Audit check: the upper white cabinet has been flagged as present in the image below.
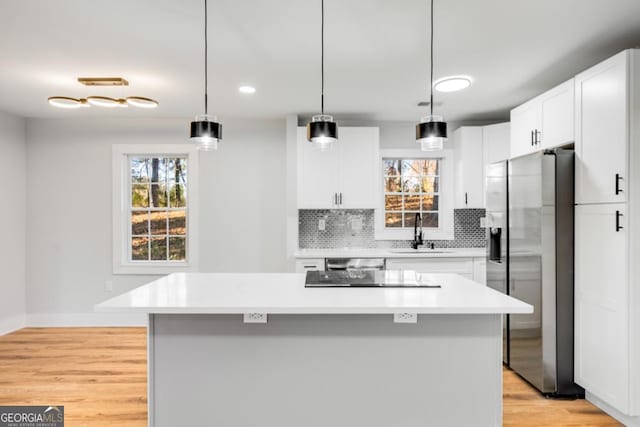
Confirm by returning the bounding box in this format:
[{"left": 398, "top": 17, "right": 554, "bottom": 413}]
[
  {"left": 453, "top": 127, "right": 485, "bottom": 209},
  {"left": 453, "top": 123, "right": 509, "bottom": 209},
  {"left": 483, "top": 122, "right": 510, "bottom": 165},
  {"left": 510, "top": 79, "right": 574, "bottom": 158},
  {"left": 297, "top": 127, "right": 380, "bottom": 209},
  {"left": 575, "top": 50, "right": 628, "bottom": 204}
]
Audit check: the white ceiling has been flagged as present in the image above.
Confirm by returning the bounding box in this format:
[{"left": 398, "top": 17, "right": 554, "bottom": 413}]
[{"left": 1, "top": 0, "right": 640, "bottom": 122}]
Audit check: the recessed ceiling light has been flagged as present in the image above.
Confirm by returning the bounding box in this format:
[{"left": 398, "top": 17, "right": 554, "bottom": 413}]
[
  {"left": 433, "top": 76, "right": 472, "bottom": 93},
  {"left": 238, "top": 86, "right": 256, "bottom": 94}
]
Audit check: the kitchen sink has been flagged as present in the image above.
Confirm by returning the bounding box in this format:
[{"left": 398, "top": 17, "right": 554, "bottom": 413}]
[{"left": 388, "top": 249, "right": 452, "bottom": 254}]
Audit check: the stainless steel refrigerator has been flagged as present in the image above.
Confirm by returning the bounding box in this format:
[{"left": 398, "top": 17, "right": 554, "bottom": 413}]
[
  {"left": 506, "top": 149, "right": 583, "bottom": 397},
  {"left": 485, "top": 160, "right": 510, "bottom": 365}
]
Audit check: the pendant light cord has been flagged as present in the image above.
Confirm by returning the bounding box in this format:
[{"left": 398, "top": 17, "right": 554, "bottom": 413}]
[
  {"left": 204, "top": 0, "right": 208, "bottom": 115},
  {"left": 429, "top": 0, "right": 434, "bottom": 117},
  {"left": 321, "top": 0, "right": 325, "bottom": 115}
]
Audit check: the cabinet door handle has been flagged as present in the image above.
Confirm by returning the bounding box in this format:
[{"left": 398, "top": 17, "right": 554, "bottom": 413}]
[
  {"left": 535, "top": 129, "right": 541, "bottom": 145},
  {"left": 615, "top": 173, "right": 623, "bottom": 195},
  {"left": 333, "top": 193, "right": 338, "bottom": 205},
  {"left": 339, "top": 192, "right": 343, "bottom": 205},
  {"left": 616, "top": 210, "right": 623, "bottom": 232},
  {"left": 465, "top": 192, "right": 468, "bottom": 205},
  {"left": 531, "top": 130, "right": 534, "bottom": 146},
  {"left": 303, "top": 265, "right": 317, "bottom": 269}
]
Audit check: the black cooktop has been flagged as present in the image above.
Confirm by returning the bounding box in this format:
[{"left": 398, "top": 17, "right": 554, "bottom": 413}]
[{"left": 304, "top": 270, "right": 441, "bottom": 288}]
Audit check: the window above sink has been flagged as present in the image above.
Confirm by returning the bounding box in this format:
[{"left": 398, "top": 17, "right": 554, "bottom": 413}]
[{"left": 375, "top": 149, "right": 454, "bottom": 242}]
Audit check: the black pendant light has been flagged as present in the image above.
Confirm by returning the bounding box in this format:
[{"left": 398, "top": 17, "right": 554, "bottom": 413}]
[
  {"left": 190, "top": 0, "right": 222, "bottom": 151},
  {"left": 307, "top": 0, "right": 338, "bottom": 151},
  {"left": 416, "top": 0, "right": 447, "bottom": 151}
]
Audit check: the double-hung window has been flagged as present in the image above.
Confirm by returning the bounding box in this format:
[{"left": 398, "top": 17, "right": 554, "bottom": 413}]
[
  {"left": 375, "top": 149, "right": 453, "bottom": 240},
  {"left": 113, "top": 145, "right": 199, "bottom": 274}
]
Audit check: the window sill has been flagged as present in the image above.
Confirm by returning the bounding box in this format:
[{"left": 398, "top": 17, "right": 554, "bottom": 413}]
[{"left": 113, "top": 262, "right": 198, "bottom": 276}]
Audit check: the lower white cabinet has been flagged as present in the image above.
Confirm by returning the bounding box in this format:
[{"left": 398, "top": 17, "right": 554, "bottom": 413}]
[
  {"left": 295, "top": 259, "right": 324, "bottom": 273},
  {"left": 296, "top": 256, "right": 487, "bottom": 285},
  {"left": 386, "top": 257, "right": 474, "bottom": 281},
  {"left": 472, "top": 258, "right": 486, "bottom": 286},
  {"left": 575, "top": 203, "right": 636, "bottom": 414}
]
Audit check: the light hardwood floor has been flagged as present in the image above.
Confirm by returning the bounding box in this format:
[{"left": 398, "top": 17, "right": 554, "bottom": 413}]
[{"left": 0, "top": 327, "right": 622, "bottom": 426}]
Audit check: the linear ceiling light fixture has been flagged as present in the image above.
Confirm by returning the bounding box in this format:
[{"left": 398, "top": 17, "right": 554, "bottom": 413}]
[
  {"left": 306, "top": 0, "right": 337, "bottom": 152},
  {"left": 416, "top": 0, "right": 447, "bottom": 151},
  {"left": 48, "top": 76, "right": 158, "bottom": 109},
  {"left": 190, "top": 0, "right": 222, "bottom": 151}
]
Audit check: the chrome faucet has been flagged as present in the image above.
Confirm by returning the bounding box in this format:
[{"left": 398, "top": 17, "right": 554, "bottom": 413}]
[{"left": 411, "top": 212, "right": 424, "bottom": 249}]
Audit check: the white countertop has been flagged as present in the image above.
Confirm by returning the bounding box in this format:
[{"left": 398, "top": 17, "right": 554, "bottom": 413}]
[
  {"left": 294, "top": 247, "right": 486, "bottom": 258},
  {"left": 95, "top": 272, "right": 531, "bottom": 315}
]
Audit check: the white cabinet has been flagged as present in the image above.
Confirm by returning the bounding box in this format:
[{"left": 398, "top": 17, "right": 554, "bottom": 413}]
[
  {"left": 573, "top": 49, "right": 640, "bottom": 418},
  {"left": 575, "top": 51, "right": 628, "bottom": 205},
  {"left": 510, "top": 79, "right": 574, "bottom": 158},
  {"left": 453, "top": 123, "right": 510, "bottom": 209},
  {"left": 472, "top": 257, "right": 486, "bottom": 286},
  {"left": 297, "top": 127, "right": 379, "bottom": 209},
  {"left": 295, "top": 258, "right": 324, "bottom": 273},
  {"left": 386, "top": 257, "right": 474, "bottom": 281},
  {"left": 511, "top": 101, "right": 541, "bottom": 158},
  {"left": 575, "top": 204, "right": 629, "bottom": 412},
  {"left": 483, "top": 122, "right": 510, "bottom": 165},
  {"left": 453, "top": 127, "right": 485, "bottom": 209}
]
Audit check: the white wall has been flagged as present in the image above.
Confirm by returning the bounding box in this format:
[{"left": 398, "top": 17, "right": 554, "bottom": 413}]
[
  {"left": 25, "top": 117, "right": 286, "bottom": 325},
  {"left": 0, "top": 111, "right": 27, "bottom": 334}
]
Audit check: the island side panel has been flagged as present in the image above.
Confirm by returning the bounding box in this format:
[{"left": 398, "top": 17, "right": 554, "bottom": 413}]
[{"left": 149, "top": 313, "right": 502, "bottom": 427}]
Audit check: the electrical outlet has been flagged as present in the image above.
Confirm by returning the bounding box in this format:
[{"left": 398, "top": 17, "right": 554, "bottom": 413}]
[
  {"left": 105, "top": 280, "right": 113, "bottom": 292},
  {"left": 318, "top": 219, "right": 326, "bottom": 231},
  {"left": 351, "top": 217, "right": 363, "bottom": 231},
  {"left": 243, "top": 313, "right": 268, "bottom": 324},
  {"left": 394, "top": 313, "right": 418, "bottom": 324}
]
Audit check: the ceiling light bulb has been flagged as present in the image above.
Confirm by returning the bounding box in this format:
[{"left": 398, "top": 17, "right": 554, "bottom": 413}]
[
  {"left": 126, "top": 96, "right": 159, "bottom": 108},
  {"left": 434, "top": 76, "right": 472, "bottom": 93},
  {"left": 238, "top": 86, "right": 256, "bottom": 94},
  {"left": 86, "top": 96, "right": 120, "bottom": 108},
  {"left": 48, "top": 96, "right": 85, "bottom": 109}
]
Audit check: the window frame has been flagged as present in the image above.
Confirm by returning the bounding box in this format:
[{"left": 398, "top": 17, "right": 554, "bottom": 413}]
[
  {"left": 112, "top": 144, "right": 199, "bottom": 275},
  {"left": 375, "top": 149, "right": 454, "bottom": 241}
]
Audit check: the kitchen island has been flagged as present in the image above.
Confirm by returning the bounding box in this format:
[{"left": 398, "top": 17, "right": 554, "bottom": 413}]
[{"left": 96, "top": 272, "right": 531, "bottom": 427}]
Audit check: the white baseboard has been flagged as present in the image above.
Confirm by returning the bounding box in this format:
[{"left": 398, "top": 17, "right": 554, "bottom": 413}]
[
  {"left": 26, "top": 312, "right": 147, "bottom": 327},
  {"left": 0, "top": 314, "right": 26, "bottom": 335},
  {"left": 586, "top": 391, "right": 640, "bottom": 427}
]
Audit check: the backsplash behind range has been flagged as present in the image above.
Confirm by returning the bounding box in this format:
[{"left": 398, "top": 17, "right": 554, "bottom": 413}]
[{"left": 299, "top": 209, "right": 486, "bottom": 249}]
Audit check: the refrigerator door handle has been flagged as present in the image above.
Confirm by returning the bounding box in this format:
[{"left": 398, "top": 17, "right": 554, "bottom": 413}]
[{"left": 616, "top": 210, "right": 623, "bottom": 232}]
